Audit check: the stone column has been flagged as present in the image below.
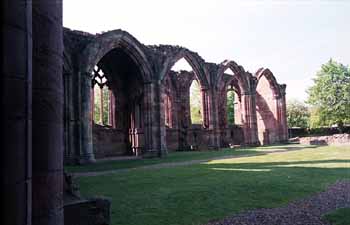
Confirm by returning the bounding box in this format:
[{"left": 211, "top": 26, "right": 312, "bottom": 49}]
[
  {"left": 64, "top": 71, "right": 73, "bottom": 164},
  {"left": 109, "top": 90, "right": 114, "bottom": 126},
  {"left": 158, "top": 81, "right": 168, "bottom": 155},
  {"left": 142, "top": 83, "right": 152, "bottom": 152},
  {"left": 201, "top": 88, "right": 209, "bottom": 128},
  {"left": 275, "top": 95, "right": 283, "bottom": 142},
  {"left": 32, "top": 1, "right": 64, "bottom": 225},
  {"left": 249, "top": 90, "right": 259, "bottom": 145},
  {"left": 91, "top": 86, "right": 94, "bottom": 122},
  {"left": 280, "top": 85, "right": 288, "bottom": 141},
  {"left": 2, "top": 1, "right": 32, "bottom": 224},
  {"left": 241, "top": 93, "right": 251, "bottom": 145},
  {"left": 207, "top": 88, "right": 220, "bottom": 149},
  {"left": 99, "top": 87, "right": 104, "bottom": 124},
  {"left": 143, "top": 82, "right": 166, "bottom": 157},
  {"left": 241, "top": 92, "right": 259, "bottom": 146},
  {"left": 79, "top": 71, "right": 96, "bottom": 163}
]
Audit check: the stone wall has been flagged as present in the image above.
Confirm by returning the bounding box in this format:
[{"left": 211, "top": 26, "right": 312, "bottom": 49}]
[
  {"left": 166, "top": 128, "right": 179, "bottom": 151},
  {"left": 219, "top": 125, "right": 245, "bottom": 147},
  {"left": 299, "top": 134, "right": 350, "bottom": 146},
  {"left": 64, "top": 173, "right": 111, "bottom": 225},
  {"left": 92, "top": 124, "right": 129, "bottom": 158},
  {"left": 63, "top": 28, "right": 288, "bottom": 162},
  {"left": 255, "top": 69, "right": 287, "bottom": 145}
]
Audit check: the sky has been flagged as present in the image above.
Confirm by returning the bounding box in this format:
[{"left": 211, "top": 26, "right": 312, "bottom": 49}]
[{"left": 63, "top": 0, "right": 350, "bottom": 101}]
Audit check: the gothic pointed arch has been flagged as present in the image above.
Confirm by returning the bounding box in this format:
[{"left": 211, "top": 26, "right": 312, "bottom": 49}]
[
  {"left": 216, "top": 60, "right": 249, "bottom": 94},
  {"left": 255, "top": 68, "right": 281, "bottom": 98},
  {"left": 255, "top": 68, "right": 285, "bottom": 145},
  {"left": 79, "top": 29, "right": 152, "bottom": 83},
  {"left": 158, "top": 46, "right": 209, "bottom": 88}
]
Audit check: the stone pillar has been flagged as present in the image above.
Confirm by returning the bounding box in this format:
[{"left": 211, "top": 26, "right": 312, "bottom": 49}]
[
  {"left": 241, "top": 94, "right": 250, "bottom": 144},
  {"left": 91, "top": 86, "right": 94, "bottom": 122},
  {"left": 32, "top": 1, "right": 64, "bottom": 225},
  {"left": 99, "top": 87, "right": 104, "bottom": 124},
  {"left": 201, "top": 88, "right": 209, "bottom": 128},
  {"left": 109, "top": 90, "right": 114, "bottom": 127},
  {"left": 64, "top": 71, "right": 73, "bottom": 164},
  {"left": 275, "top": 96, "right": 283, "bottom": 142},
  {"left": 159, "top": 81, "right": 168, "bottom": 155},
  {"left": 79, "top": 71, "right": 96, "bottom": 163},
  {"left": 143, "top": 82, "right": 166, "bottom": 157},
  {"left": 249, "top": 80, "right": 259, "bottom": 146},
  {"left": 280, "top": 85, "right": 288, "bottom": 141},
  {"left": 172, "top": 96, "right": 179, "bottom": 129},
  {"left": 142, "top": 83, "right": 152, "bottom": 153},
  {"left": 241, "top": 92, "right": 259, "bottom": 146},
  {"left": 2, "top": 1, "right": 32, "bottom": 224},
  {"left": 208, "top": 88, "right": 220, "bottom": 149}
]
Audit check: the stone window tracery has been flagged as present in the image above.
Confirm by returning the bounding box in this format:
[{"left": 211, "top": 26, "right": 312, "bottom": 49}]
[{"left": 91, "top": 65, "right": 115, "bottom": 127}]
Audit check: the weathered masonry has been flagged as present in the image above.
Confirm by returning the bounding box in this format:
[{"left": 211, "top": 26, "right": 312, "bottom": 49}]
[{"left": 63, "top": 28, "right": 288, "bottom": 163}]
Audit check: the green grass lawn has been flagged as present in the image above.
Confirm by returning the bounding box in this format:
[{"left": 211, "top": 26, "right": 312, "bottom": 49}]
[
  {"left": 65, "top": 144, "right": 315, "bottom": 173},
  {"left": 323, "top": 207, "right": 350, "bottom": 225},
  {"left": 76, "top": 145, "right": 350, "bottom": 225}
]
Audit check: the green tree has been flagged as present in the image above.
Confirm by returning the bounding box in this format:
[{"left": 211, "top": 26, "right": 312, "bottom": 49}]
[
  {"left": 287, "top": 99, "right": 310, "bottom": 128},
  {"left": 190, "top": 80, "right": 202, "bottom": 124},
  {"left": 227, "top": 90, "right": 235, "bottom": 125},
  {"left": 102, "top": 86, "right": 110, "bottom": 125},
  {"left": 93, "top": 85, "right": 101, "bottom": 123},
  {"left": 93, "top": 85, "right": 111, "bottom": 125},
  {"left": 307, "top": 59, "right": 350, "bottom": 128}
]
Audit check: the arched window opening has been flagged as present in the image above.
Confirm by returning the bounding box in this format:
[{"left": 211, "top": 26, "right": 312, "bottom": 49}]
[
  {"left": 233, "top": 93, "right": 242, "bottom": 125},
  {"left": 92, "top": 65, "right": 113, "bottom": 126},
  {"left": 164, "top": 93, "right": 172, "bottom": 127},
  {"left": 226, "top": 90, "right": 235, "bottom": 125},
  {"left": 170, "top": 57, "right": 204, "bottom": 126},
  {"left": 222, "top": 68, "right": 242, "bottom": 125},
  {"left": 226, "top": 82, "right": 242, "bottom": 126},
  {"left": 190, "top": 79, "right": 202, "bottom": 124},
  {"left": 171, "top": 57, "right": 193, "bottom": 72},
  {"left": 224, "top": 68, "right": 235, "bottom": 75}
]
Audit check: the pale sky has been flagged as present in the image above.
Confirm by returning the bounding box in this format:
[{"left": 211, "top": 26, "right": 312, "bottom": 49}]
[{"left": 63, "top": 0, "right": 350, "bottom": 101}]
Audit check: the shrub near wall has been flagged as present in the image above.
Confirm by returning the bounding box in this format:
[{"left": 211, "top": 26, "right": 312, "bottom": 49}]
[{"left": 289, "top": 126, "right": 350, "bottom": 138}]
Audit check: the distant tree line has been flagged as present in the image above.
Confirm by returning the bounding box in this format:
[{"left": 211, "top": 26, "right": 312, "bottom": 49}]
[{"left": 287, "top": 59, "right": 350, "bottom": 133}]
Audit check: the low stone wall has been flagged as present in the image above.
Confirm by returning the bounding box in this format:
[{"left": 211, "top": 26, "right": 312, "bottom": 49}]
[
  {"left": 93, "top": 124, "right": 128, "bottom": 158},
  {"left": 64, "top": 173, "right": 111, "bottom": 225},
  {"left": 299, "top": 134, "right": 350, "bottom": 146},
  {"left": 166, "top": 128, "right": 179, "bottom": 151},
  {"left": 219, "top": 125, "right": 244, "bottom": 148}
]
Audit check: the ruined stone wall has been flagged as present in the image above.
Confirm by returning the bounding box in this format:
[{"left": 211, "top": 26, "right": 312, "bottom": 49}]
[
  {"left": 63, "top": 28, "right": 287, "bottom": 162},
  {"left": 256, "top": 76, "right": 279, "bottom": 144},
  {"left": 299, "top": 134, "right": 350, "bottom": 146},
  {"left": 92, "top": 125, "right": 128, "bottom": 158},
  {"left": 219, "top": 125, "right": 245, "bottom": 147},
  {"left": 255, "top": 68, "right": 288, "bottom": 145}
]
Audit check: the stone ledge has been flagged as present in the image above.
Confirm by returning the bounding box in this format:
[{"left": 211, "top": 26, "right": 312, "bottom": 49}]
[{"left": 299, "top": 134, "right": 350, "bottom": 146}]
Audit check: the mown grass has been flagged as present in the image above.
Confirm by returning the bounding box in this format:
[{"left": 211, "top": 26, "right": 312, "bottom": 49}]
[
  {"left": 65, "top": 144, "right": 313, "bottom": 173},
  {"left": 76, "top": 145, "right": 350, "bottom": 225},
  {"left": 323, "top": 207, "right": 350, "bottom": 225}
]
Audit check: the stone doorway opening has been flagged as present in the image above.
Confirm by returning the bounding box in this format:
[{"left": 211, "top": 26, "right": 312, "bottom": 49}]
[{"left": 91, "top": 48, "right": 146, "bottom": 158}]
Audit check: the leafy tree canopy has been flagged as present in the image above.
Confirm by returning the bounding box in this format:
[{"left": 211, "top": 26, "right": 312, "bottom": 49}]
[
  {"left": 287, "top": 99, "right": 310, "bottom": 128},
  {"left": 227, "top": 90, "right": 235, "bottom": 125},
  {"left": 307, "top": 59, "right": 350, "bottom": 127},
  {"left": 190, "top": 80, "right": 202, "bottom": 124}
]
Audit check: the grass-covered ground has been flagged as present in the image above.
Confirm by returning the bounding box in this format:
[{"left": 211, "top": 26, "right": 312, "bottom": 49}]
[
  {"left": 66, "top": 144, "right": 314, "bottom": 173},
  {"left": 75, "top": 145, "right": 350, "bottom": 225},
  {"left": 323, "top": 208, "right": 350, "bottom": 225}
]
